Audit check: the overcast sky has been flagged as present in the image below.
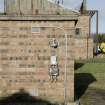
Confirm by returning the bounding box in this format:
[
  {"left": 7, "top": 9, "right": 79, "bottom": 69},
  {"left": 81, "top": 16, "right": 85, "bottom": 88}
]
[{"left": 0, "top": 0, "right": 105, "bottom": 33}]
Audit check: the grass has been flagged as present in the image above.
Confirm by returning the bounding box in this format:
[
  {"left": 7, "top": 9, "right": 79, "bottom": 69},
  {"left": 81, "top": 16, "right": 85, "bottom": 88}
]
[
  {"left": 76, "top": 57, "right": 105, "bottom": 63},
  {"left": 75, "top": 61, "right": 105, "bottom": 105}
]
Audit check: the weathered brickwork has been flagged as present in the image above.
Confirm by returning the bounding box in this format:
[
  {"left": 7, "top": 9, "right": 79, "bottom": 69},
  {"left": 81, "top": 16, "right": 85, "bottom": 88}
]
[
  {"left": 75, "top": 15, "right": 93, "bottom": 59},
  {"left": 74, "top": 38, "right": 93, "bottom": 59},
  {"left": 76, "top": 16, "right": 90, "bottom": 38},
  {"left": 0, "top": 0, "right": 94, "bottom": 104},
  {"left": 0, "top": 21, "right": 75, "bottom": 103}
]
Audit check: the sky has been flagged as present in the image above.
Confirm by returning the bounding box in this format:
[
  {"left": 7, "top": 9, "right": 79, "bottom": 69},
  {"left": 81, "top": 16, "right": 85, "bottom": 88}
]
[
  {"left": 0, "top": 0, "right": 105, "bottom": 33},
  {"left": 63, "top": 0, "right": 105, "bottom": 33}
]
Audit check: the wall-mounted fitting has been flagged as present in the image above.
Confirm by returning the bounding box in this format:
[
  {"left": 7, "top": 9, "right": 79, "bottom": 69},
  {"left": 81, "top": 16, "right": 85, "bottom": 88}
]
[
  {"left": 50, "top": 55, "right": 57, "bottom": 65},
  {"left": 49, "top": 64, "right": 59, "bottom": 82},
  {"left": 50, "top": 38, "right": 59, "bottom": 48},
  {"left": 49, "top": 56, "right": 59, "bottom": 82}
]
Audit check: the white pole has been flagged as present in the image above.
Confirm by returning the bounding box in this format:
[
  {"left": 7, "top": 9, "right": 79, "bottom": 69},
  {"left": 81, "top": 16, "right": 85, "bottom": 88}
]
[{"left": 55, "top": 27, "right": 67, "bottom": 105}]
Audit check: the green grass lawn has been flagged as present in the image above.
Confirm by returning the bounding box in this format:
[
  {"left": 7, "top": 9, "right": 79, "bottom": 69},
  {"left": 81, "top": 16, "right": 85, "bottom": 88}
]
[{"left": 75, "top": 62, "right": 105, "bottom": 105}]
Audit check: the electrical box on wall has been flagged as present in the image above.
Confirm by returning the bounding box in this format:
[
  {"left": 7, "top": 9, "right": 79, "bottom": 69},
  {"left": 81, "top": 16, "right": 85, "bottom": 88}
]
[
  {"left": 50, "top": 38, "right": 59, "bottom": 48},
  {"left": 50, "top": 55, "right": 57, "bottom": 65}
]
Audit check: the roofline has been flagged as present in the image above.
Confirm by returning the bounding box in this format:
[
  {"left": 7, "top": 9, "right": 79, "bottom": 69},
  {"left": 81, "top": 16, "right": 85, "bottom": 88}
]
[{"left": 0, "top": 15, "right": 78, "bottom": 21}]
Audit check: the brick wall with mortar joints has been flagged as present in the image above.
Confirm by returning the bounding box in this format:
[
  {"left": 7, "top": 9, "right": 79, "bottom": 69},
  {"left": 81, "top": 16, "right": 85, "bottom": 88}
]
[
  {"left": 0, "top": 20, "right": 75, "bottom": 103},
  {"left": 75, "top": 16, "right": 93, "bottom": 59}
]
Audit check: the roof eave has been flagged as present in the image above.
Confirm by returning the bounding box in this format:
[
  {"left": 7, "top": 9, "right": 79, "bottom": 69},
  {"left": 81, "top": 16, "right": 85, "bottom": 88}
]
[{"left": 0, "top": 15, "right": 78, "bottom": 21}]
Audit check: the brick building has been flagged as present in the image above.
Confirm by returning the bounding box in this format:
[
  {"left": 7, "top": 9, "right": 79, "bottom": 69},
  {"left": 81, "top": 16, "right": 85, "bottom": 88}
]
[{"left": 0, "top": 0, "right": 93, "bottom": 104}]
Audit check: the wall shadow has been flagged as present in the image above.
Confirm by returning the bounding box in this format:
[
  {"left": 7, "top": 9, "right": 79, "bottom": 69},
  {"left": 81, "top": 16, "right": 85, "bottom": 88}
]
[
  {"left": 0, "top": 89, "right": 57, "bottom": 105},
  {"left": 75, "top": 73, "right": 96, "bottom": 100},
  {"left": 74, "top": 62, "right": 84, "bottom": 70}
]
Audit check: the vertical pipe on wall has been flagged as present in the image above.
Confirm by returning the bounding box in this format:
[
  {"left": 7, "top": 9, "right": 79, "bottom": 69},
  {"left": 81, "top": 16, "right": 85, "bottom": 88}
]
[
  {"left": 89, "top": 16, "right": 92, "bottom": 57},
  {"left": 87, "top": 17, "right": 91, "bottom": 59},
  {"left": 96, "top": 11, "right": 99, "bottom": 43},
  {"left": 89, "top": 17, "right": 91, "bottom": 38}
]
